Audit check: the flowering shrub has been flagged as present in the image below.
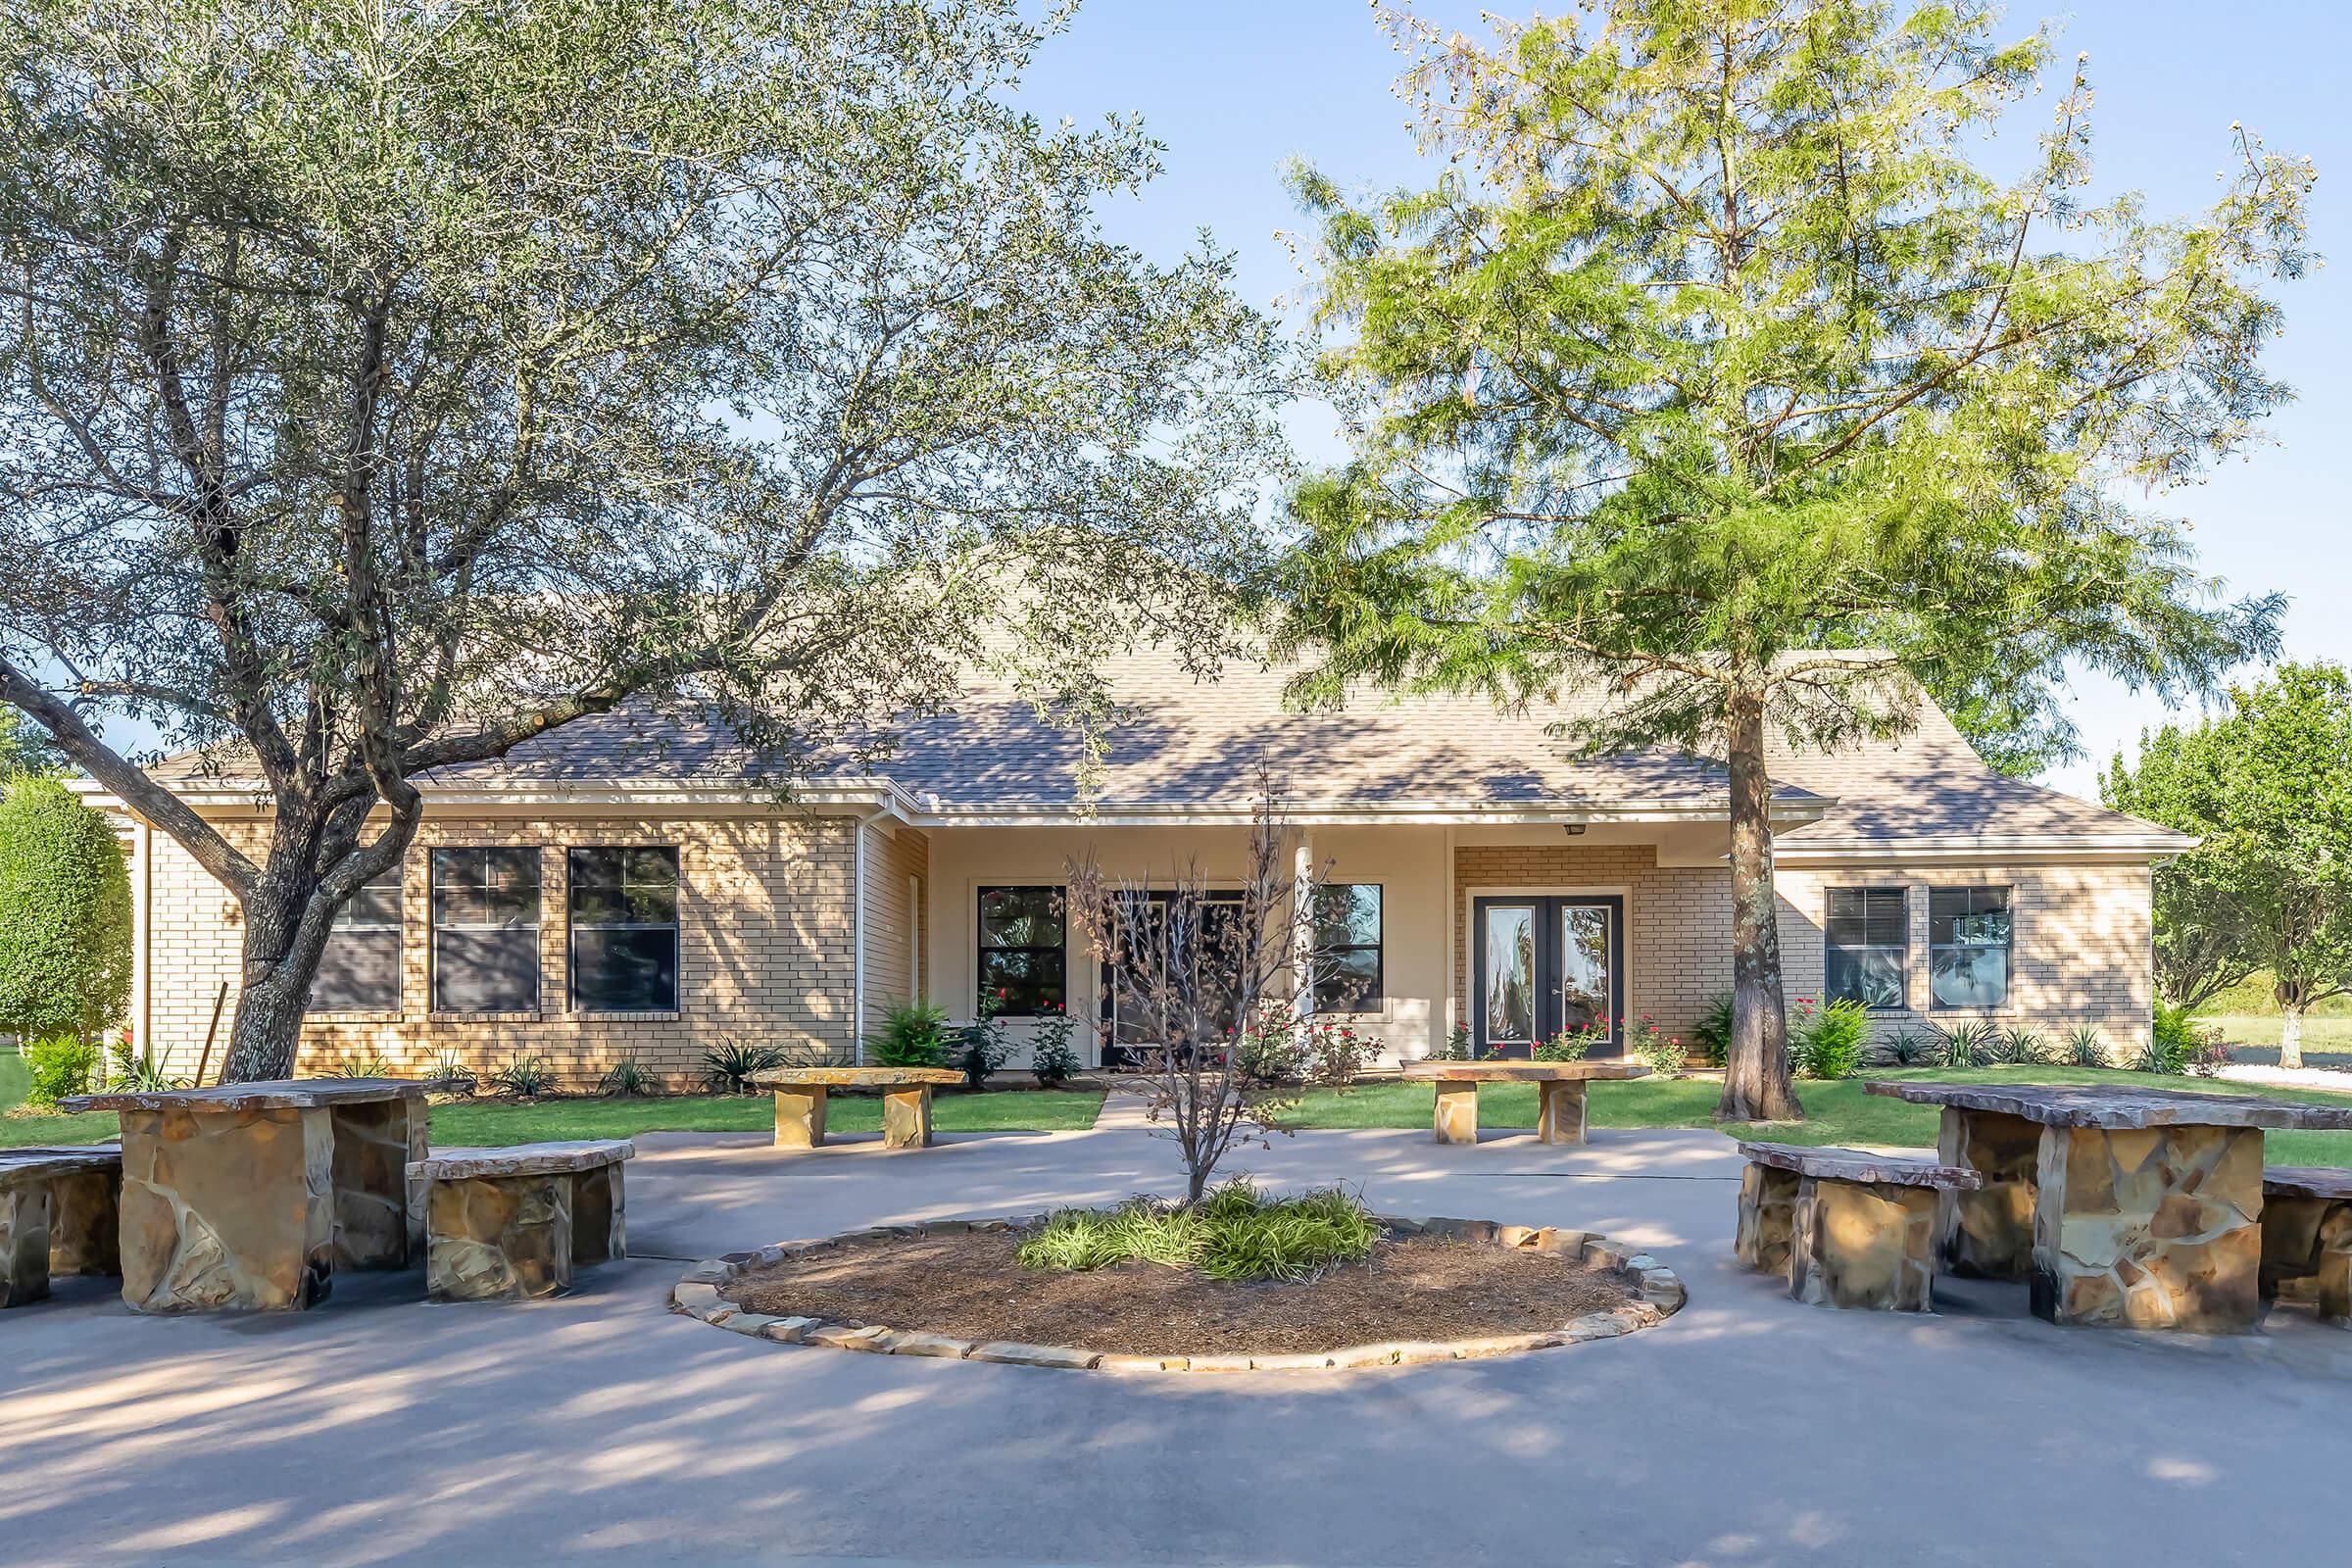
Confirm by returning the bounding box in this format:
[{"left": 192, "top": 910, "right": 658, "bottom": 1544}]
[
  {"left": 1303, "top": 1021, "right": 1379, "bottom": 1089},
  {"left": 1627, "top": 1014, "right": 1685, "bottom": 1078},
  {"left": 1232, "top": 1001, "right": 1310, "bottom": 1084},
  {"left": 1030, "top": 1003, "right": 1081, "bottom": 1086},
  {"left": 1436, "top": 1021, "right": 1474, "bottom": 1061},
  {"left": 1534, "top": 1022, "right": 1600, "bottom": 1063}
]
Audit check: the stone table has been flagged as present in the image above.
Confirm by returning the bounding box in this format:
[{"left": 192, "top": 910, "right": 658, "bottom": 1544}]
[
  {"left": 1860, "top": 1081, "right": 2352, "bottom": 1333},
  {"left": 58, "top": 1079, "right": 430, "bottom": 1313},
  {"left": 1397, "top": 1060, "right": 1653, "bottom": 1146},
  {"left": 747, "top": 1065, "right": 970, "bottom": 1151}
]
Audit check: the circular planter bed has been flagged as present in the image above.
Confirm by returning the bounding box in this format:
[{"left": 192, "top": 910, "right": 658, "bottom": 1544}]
[{"left": 669, "top": 1215, "right": 1685, "bottom": 1372}]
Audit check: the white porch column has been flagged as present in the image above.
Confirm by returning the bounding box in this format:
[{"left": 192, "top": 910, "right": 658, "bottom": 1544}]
[{"left": 1293, "top": 834, "right": 1315, "bottom": 1024}]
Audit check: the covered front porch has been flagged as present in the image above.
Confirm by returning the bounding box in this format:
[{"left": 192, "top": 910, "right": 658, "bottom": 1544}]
[{"left": 887, "top": 806, "right": 1819, "bottom": 1071}]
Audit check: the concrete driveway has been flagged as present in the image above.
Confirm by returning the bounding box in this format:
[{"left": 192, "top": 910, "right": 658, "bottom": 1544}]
[{"left": 3, "top": 1115, "right": 2346, "bottom": 1567}]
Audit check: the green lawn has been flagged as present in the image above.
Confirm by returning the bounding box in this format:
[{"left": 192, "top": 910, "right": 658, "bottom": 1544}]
[
  {"left": 2193, "top": 1014, "right": 2352, "bottom": 1053},
  {"left": 1275, "top": 1066, "right": 2352, "bottom": 1167},
  {"left": 0, "top": 1053, "right": 1102, "bottom": 1149}
]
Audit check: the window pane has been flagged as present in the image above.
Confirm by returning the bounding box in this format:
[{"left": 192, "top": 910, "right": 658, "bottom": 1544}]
[
  {"left": 1824, "top": 888, "right": 1867, "bottom": 948},
  {"left": 980, "top": 949, "right": 1065, "bottom": 1014},
  {"left": 623, "top": 847, "right": 677, "bottom": 886},
  {"left": 1313, "top": 884, "right": 1381, "bottom": 949},
  {"left": 1930, "top": 886, "right": 2010, "bottom": 947},
  {"left": 433, "top": 928, "right": 539, "bottom": 1011},
  {"left": 481, "top": 850, "right": 540, "bottom": 925},
  {"left": 1314, "top": 947, "right": 1381, "bottom": 1012},
  {"left": 1484, "top": 906, "right": 1535, "bottom": 1045},
  {"left": 568, "top": 847, "right": 624, "bottom": 890},
  {"left": 1560, "top": 906, "right": 1612, "bottom": 1031},
  {"left": 311, "top": 929, "right": 399, "bottom": 1012},
  {"left": 1828, "top": 947, "right": 1905, "bottom": 1009},
  {"left": 980, "top": 887, "right": 1064, "bottom": 948},
  {"left": 1862, "top": 889, "right": 1908, "bottom": 947},
  {"left": 571, "top": 927, "right": 677, "bottom": 1012},
  {"left": 1931, "top": 946, "right": 2010, "bottom": 1008}
]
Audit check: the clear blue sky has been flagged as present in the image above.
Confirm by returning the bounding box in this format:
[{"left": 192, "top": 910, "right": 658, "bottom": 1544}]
[{"left": 1015, "top": 0, "right": 2351, "bottom": 804}]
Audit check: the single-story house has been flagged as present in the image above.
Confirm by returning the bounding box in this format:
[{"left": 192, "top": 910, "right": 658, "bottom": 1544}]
[{"left": 93, "top": 651, "right": 2187, "bottom": 1087}]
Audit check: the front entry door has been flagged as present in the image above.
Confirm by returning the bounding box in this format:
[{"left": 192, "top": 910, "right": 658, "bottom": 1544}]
[{"left": 1472, "top": 895, "right": 1627, "bottom": 1058}]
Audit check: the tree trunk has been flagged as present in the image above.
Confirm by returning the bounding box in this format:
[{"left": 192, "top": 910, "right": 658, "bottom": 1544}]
[
  {"left": 218, "top": 869, "right": 318, "bottom": 1084},
  {"left": 2278, "top": 993, "right": 2306, "bottom": 1072},
  {"left": 1717, "top": 690, "right": 1802, "bottom": 1122}
]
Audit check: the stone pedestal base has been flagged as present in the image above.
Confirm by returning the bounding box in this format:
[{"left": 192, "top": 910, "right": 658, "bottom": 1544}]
[
  {"left": 1789, "top": 1177, "right": 1938, "bottom": 1311},
  {"left": 47, "top": 1168, "right": 121, "bottom": 1278},
  {"left": 2030, "top": 1124, "right": 2263, "bottom": 1333},
  {"left": 119, "top": 1105, "right": 336, "bottom": 1313},
  {"left": 426, "top": 1173, "right": 574, "bottom": 1301},
  {"left": 882, "top": 1087, "right": 935, "bottom": 1151},
  {"left": 773, "top": 1088, "right": 829, "bottom": 1149},
  {"left": 2260, "top": 1194, "right": 2352, "bottom": 1324},
  {"left": 1537, "top": 1080, "right": 1588, "bottom": 1145},
  {"left": 1433, "top": 1082, "right": 1479, "bottom": 1145},
  {"left": 1, "top": 1185, "right": 54, "bottom": 1308},
  {"left": 1735, "top": 1164, "right": 1798, "bottom": 1275},
  {"left": 572, "top": 1165, "right": 625, "bottom": 1264},
  {"left": 1938, "top": 1106, "right": 2039, "bottom": 1280},
  {"left": 330, "top": 1098, "right": 422, "bottom": 1270}
]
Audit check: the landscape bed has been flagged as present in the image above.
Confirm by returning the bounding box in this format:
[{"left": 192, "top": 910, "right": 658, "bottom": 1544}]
[{"left": 710, "top": 1217, "right": 1661, "bottom": 1361}]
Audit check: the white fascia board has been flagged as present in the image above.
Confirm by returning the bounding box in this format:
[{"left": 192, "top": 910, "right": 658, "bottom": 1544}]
[
  {"left": 1774, "top": 832, "right": 2198, "bottom": 865},
  {"left": 69, "top": 775, "right": 922, "bottom": 822},
  {"left": 899, "top": 795, "right": 1831, "bottom": 830}
]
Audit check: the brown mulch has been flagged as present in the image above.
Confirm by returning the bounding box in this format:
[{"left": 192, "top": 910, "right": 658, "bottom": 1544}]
[{"left": 721, "top": 1227, "right": 1640, "bottom": 1356}]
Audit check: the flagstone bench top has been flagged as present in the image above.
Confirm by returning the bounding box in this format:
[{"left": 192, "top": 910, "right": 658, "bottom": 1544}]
[
  {"left": 1399, "top": 1061, "right": 1653, "bottom": 1083},
  {"left": 408, "top": 1140, "right": 635, "bottom": 1182},
  {"left": 749, "top": 1066, "right": 968, "bottom": 1089},
  {"left": 1859, "top": 1080, "right": 2352, "bottom": 1131},
  {"left": 1736, "top": 1140, "right": 1984, "bottom": 1190},
  {"left": 2264, "top": 1166, "right": 2352, "bottom": 1202},
  {"left": 0, "top": 1147, "right": 122, "bottom": 1187},
  {"left": 59, "top": 1077, "right": 429, "bottom": 1114}
]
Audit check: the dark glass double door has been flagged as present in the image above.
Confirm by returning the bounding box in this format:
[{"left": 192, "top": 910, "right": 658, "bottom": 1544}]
[{"left": 1472, "top": 895, "right": 1626, "bottom": 1058}]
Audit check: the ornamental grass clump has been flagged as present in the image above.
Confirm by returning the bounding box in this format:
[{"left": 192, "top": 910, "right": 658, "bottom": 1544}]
[{"left": 1017, "top": 1180, "right": 1380, "bottom": 1282}]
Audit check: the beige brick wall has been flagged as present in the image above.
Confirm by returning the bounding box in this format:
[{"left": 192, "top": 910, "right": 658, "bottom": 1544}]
[
  {"left": 142, "top": 812, "right": 859, "bottom": 1091},
  {"left": 1452, "top": 845, "right": 2154, "bottom": 1054},
  {"left": 1775, "top": 863, "right": 2154, "bottom": 1054}
]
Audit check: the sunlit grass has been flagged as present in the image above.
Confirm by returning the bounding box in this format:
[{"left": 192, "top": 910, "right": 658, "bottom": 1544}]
[{"left": 1273, "top": 1066, "right": 2352, "bottom": 1167}]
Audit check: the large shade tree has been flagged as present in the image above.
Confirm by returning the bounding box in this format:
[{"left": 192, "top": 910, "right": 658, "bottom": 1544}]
[
  {"left": 0, "top": 0, "right": 1288, "bottom": 1081},
  {"left": 1274, "top": 0, "right": 2303, "bottom": 1118},
  {"left": 2104, "top": 663, "right": 2352, "bottom": 1069}
]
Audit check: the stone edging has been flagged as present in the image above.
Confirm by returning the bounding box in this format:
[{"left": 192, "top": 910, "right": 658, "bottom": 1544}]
[{"left": 668, "top": 1215, "right": 1686, "bottom": 1373}]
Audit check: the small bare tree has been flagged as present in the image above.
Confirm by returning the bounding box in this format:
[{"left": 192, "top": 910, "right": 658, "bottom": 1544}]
[{"left": 1068, "top": 784, "right": 1313, "bottom": 1204}]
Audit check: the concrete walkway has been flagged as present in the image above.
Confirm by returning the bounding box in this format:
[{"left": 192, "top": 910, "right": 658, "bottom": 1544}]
[{"left": 3, "top": 1117, "right": 2348, "bottom": 1566}]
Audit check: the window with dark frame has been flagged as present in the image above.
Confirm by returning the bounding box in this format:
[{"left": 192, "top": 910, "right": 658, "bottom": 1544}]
[
  {"left": 1311, "top": 883, "right": 1384, "bottom": 1013},
  {"left": 429, "top": 847, "right": 542, "bottom": 1012},
  {"left": 978, "top": 886, "right": 1065, "bottom": 1015},
  {"left": 569, "top": 847, "right": 680, "bottom": 1013},
  {"left": 1929, "top": 886, "right": 2013, "bottom": 1008},
  {"left": 1824, "top": 887, "right": 1907, "bottom": 1010},
  {"left": 310, "top": 862, "right": 403, "bottom": 1013}
]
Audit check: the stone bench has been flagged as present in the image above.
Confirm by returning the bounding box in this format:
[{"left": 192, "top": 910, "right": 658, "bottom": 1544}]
[
  {"left": 0, "top": 1147, "right": 124, "bottom": 1307},
  {"left": 2260, "top": 1166, "right": 2352, "bottom": 1325},
  {"left": 1735, "top": 1142, "right": 1984, "bottom": 1312},
  {"left": 748, "top": 1065, "right": 969, "bottom": 1151},
  {"left": 407, "top": 1141, "right": 632, "bottom": 1301}
]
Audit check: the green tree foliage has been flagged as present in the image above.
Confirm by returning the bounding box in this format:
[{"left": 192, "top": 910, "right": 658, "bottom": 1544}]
[
  {"left": 2103, "top": 663, "right": 2352, "bottom": 1068},
  {"left": 0, "top": 706, "right": 65, "bottom": 774},
  {"left": 0, "top": 0, "right": 1287, "bottom": 1080},
  {"left": 1275, "top": 0, "right": 2303, "bottom": 1119},
  {"left": 0, "top": 772, "right": 132, "bottom": 1041}
]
